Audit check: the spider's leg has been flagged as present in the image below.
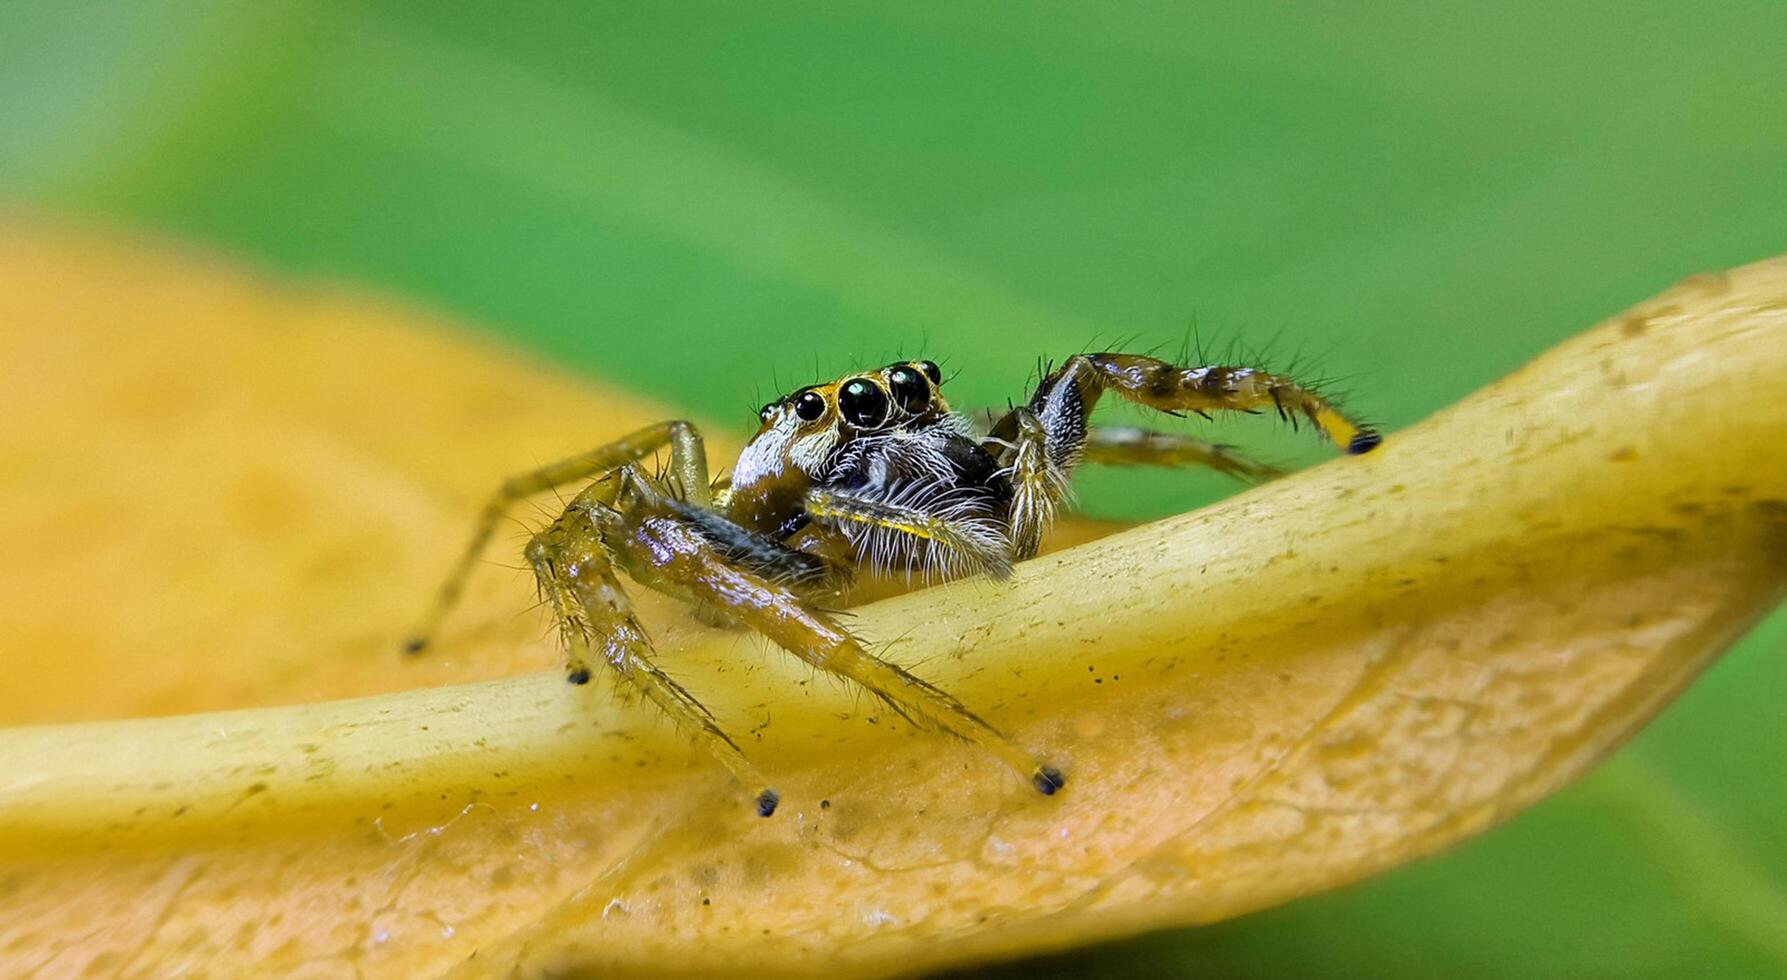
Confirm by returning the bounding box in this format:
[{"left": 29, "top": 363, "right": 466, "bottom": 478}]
[
  {"left": 1080, "top": 426, "right": 1286, "bottom": 483},
  {"left": 1035, "top": 353, "right": 1382, "bottom": 457},
  {"left": 406, "top": 420, "right": 711, "bottom": 653},
  {"left": 967, "top": 409, "right": 1281, "bottom": 482},
  {"left": 525, "top": 504, "right": 779, "bottom": 816},
  {"left": 988, "top": 352, "right": 1379, "bottom": 557},
  {"left": 587, "top": 477, "right": 1063, "bottom": 798},
  {"left": 804, "top": 487, "right": 1015, "bottom": 581},
  {"left": 994, "top": 406, "right": 1070, "bottom": 560}
]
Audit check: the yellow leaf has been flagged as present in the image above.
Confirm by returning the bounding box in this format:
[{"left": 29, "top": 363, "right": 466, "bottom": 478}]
[{"left": 0, "top": 226, "right": 1783, "bottom": 977}]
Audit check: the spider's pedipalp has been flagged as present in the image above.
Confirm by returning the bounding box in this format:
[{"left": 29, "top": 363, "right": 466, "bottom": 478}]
[{"left": 806, "top": 486, "right": 1014, "bottom": 582}]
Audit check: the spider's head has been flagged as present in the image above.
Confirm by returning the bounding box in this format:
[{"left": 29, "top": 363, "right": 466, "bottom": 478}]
[{"left": 725, "top": 360, "right": 947, "bottom": 532}]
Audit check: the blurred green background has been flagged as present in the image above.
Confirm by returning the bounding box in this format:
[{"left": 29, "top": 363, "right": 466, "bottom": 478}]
[{"left": 4, "top": 2, "right": 1785, "bottom": 976}]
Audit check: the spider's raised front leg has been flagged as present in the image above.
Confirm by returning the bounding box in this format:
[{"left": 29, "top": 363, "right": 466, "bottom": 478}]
[
  {"left": 587, "top": 473, "right": 1064, "bottom": 798},
  {"left": 991, "top": 353, "right": 1382, "bottom": 558},
  {"left": 525, "top": 499, "right": 780, "bottom": 816},
  {"left": 406, "top": 420, "right": 712, "bottom": 653}
]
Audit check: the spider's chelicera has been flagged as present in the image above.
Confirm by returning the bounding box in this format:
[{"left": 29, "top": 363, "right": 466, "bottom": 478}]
[{"left": 407, "top": 353, "right": 1382, "bottom": 816}]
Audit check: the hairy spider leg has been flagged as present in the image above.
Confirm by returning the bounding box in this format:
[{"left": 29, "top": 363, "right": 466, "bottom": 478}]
[
  {"left": 1055, "top": 354, "right": 1380, "bottom": 454},
  {"left": 406, "top": 420, "right": 712, "bottom": 653},
  {"left": 1005, "top": 422, "right": 1283, "bottom": 558},
  {"left": 525, "top": 501, "right": 779, "bottom": 816},
  {"left": 1080, "top": 426, "right": 1286, "bottom": 483},
  {"left": 1000, "top": 407, "right": 1067, "bottom": 560},
  {"left": 993, "top": 353, "right": 1381, "bottom": 557},
  {"left": 594, "top": 473, "right": 1064, "bottom": 797}
]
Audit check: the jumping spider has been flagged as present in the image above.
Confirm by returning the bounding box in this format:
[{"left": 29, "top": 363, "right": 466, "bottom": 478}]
[{"left": 407, "top": 353, "right": 1381, "bottom": 816}]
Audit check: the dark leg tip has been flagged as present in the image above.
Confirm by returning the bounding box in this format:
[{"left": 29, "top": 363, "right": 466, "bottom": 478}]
[
  {"left": 1032, "top": 766, "right": 1066, "bottom": 796},
  {"left": 565, "top": 667, "right": 592, "bottom": 685},
  {"left": 755, "top": 789, "right": 780, "bottom": 817},
  {"left": 402, "top": 636, "right": 428, "bottom": 656},
  {"left": 1347, "top": 429, "right": 1384, "bottom": 455}
]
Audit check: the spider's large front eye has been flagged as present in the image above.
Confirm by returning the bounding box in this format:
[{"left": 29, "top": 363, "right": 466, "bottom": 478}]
[
  {"left": 838, "top": 378, "right": 889, "bottom": 427},
  {"left": 887, "top": 365, "right": 931, "bottom": 414},
  {"left": 794, "top": 390, "right": 827, "bottom": 421}
]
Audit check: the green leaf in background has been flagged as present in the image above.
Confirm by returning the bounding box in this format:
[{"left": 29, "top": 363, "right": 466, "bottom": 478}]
[{"left": 4, "top": 2, "right": 1785, "bottom": 975}]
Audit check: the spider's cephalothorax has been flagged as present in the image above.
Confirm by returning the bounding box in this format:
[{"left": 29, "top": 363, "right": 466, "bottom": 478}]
[
  {"left": 725, "top": 360, "right": 1017, "bottom": 583},
  {"left": 408, "top": 353, "right": 1382, "bottom": 816}
]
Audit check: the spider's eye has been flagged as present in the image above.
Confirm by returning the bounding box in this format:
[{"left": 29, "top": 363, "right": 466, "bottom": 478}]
[
  {"left": 838, "top": 378, "right": 889, "bottom": 428},
  {"left": 887, "top": 366, "right": 931, "bottom": 414},
  {"left": 794, "top": 390, "right": 827, "bottom": 422},
  {"left": 759, "top": 403, "right": 777, "bottom": 423},
  {"left": 918, "top": 360, "right": 942, "bottom": 385}
]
